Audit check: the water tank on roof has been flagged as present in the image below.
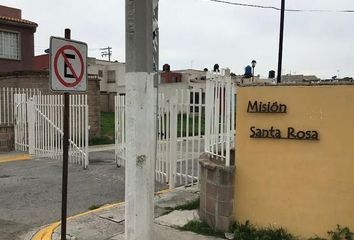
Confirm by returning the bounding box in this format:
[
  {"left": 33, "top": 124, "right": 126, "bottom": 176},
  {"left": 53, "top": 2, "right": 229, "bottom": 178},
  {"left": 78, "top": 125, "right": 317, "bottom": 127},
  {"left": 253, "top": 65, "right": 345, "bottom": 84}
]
[
  {"left": 163, "top": 64, "right": 170, "bottom": 72},
  {"left": 244, "top": 65, "right": 252, "bottom": 78},
  {"left": 269, "top": 70, "right": 275, "bottom": 79}
]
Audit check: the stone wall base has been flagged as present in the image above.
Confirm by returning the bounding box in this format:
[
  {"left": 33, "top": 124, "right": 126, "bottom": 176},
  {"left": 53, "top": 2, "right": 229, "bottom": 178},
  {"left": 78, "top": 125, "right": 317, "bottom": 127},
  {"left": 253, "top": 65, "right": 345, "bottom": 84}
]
[{"left": 199, "top": 152, "right": 235, "bottom": 232}]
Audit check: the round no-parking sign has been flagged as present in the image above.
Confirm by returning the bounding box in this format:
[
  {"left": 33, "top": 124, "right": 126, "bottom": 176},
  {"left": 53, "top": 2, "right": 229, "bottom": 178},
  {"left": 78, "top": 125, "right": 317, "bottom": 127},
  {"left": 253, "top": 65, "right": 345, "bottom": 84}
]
[{"left": 50, "top": 37, "right": 87, "bottom": 92}]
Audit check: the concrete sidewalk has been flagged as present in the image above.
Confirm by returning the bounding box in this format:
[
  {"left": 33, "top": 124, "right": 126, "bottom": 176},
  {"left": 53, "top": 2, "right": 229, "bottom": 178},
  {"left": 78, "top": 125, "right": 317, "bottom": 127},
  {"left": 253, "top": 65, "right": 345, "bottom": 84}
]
[{"left": 29, "top": 186, "right": 224, "bottom": 240}]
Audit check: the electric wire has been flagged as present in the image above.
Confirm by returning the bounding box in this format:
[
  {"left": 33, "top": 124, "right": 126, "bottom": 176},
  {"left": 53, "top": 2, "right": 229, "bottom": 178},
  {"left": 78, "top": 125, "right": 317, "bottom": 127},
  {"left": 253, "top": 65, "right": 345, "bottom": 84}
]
[{"left": 205, "top": 0, "right": 354, "bottom": 13}]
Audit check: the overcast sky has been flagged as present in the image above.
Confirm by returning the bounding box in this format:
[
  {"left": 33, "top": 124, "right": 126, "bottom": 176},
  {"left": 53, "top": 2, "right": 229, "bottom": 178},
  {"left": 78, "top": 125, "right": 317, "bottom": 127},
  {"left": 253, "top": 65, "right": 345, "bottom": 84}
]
[{"left": 2, "top": 0, "right": 354, "bottom": 78}]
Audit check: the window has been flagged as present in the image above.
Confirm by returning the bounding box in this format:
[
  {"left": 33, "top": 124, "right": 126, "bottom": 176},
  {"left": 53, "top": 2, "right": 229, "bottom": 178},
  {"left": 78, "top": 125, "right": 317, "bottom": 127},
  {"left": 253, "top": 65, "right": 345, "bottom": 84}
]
[
  {"left": 107, "top": 70, "right": 116, "bottom": 83},
  {"left": 0, "top": 30, "right": 20, "bottom": 60},
  {"left": 98, "top": 70, "right": 103, "bottom": 77},
  {"left": 190, "top": 92, "right": 201, "bottom": 113}
]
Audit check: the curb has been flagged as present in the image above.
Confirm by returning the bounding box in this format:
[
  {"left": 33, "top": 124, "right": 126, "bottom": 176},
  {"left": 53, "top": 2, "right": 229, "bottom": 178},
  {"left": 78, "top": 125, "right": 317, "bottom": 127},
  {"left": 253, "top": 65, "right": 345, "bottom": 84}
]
[
  {"left": 31, "top": 189, "right": 173, "bottom": 240},
  {"left": 31, "top": 222, "right": 60, "bottom": 240},
  {"left": 0, "top": 153, "right": 31, "bottom": 164}
]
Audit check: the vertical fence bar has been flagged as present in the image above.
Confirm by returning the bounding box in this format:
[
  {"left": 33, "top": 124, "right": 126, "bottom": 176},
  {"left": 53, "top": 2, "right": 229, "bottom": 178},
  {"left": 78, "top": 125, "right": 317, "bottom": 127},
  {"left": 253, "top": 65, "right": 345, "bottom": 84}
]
[
  {"left": 220, "top": 79, "right": 225, "bottom": 160},
  {"left": 212, "top": 80, "right": 217, "bottom": 156},
  {"left": 21, "top": 93, "right": 24, "bottom": 150},
  {"left": 161, "top": 95, "right": 165, "bottom": 182},
  {"left": 178, "top": 90, "right": 183, "bottom": 184},
  {"left": 204, "top": 80, "right": 210, "bottom": 154},
  {"left": 231, "top": 83, "right": 236, "bottom": 147},
  {"left": 71, "top": 94, "right": 76, "bottom": 164},
  {"left": 225, "top": 78, "right": 231, "bottom": 167},
  {"left": 166, "top": 96, "right": 170, "bottom": 184},
  {"left": 6, "top": 87, "right": 9, "bottom": 125},
  {"left": 191, "top": 90, "right": 196, "bottom": 184},
  {"left": 27, "top": 98, "right": 35, "bottom": 154},
  {"left": 169, "top": 95, "right": 177, "bottom": 189},
  {"left": 185, "top": 89, "right": 190, "bottom": 185},
  {"left": 79, "top": 95, "right": 83, "bottom": 165},
  {"left": 157, "top": 95, "right": 161, "bottom": 182},
  {"left": 197, "top": 88, "right": 202, "bottom": 185},
  {"left": 13, "top": 94, "right": 17, "bottom": 150},
  {"left": 84, "top": 95, "right": 89, "bottom": 169}
]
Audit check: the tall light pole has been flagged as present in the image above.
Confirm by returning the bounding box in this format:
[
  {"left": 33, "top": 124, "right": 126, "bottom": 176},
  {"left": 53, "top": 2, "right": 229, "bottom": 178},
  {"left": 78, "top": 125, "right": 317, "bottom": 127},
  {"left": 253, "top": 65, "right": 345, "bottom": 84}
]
[
  {"left": 277, "top": 0, "right": 285, "bottom": 83},
  {"left": 251, "top": 60, "right": 257, "bottom": 83},
  {"left": 125, "top": 0, "right": 157, "bottom": 240}
]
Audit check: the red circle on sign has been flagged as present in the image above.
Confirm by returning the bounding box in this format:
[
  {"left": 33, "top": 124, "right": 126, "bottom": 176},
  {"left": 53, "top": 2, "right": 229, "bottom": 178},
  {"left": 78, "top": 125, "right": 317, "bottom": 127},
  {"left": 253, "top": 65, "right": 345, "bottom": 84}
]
[{"left": 54, "top": 45, "right": 84, "bottom": 88}]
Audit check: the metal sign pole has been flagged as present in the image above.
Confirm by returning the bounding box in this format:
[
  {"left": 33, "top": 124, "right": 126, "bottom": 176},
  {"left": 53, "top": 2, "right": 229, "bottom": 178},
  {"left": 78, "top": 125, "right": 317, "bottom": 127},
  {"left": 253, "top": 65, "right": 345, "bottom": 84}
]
[{"left": 61, "top": 28, "right": 71, "bottom": 240}]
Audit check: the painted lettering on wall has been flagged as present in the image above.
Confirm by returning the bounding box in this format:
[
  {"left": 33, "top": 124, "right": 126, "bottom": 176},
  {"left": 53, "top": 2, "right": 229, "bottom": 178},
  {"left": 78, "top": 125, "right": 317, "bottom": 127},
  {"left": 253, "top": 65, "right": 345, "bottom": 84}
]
[
  {"left": 247, "top": 100, "right": 320, "bottom": 141},
  {"left": 250, "top": 126, "right": 319, "bottom": 140},
  {"left": 247, "top": 101, "right": 287, "bottom": 113}
]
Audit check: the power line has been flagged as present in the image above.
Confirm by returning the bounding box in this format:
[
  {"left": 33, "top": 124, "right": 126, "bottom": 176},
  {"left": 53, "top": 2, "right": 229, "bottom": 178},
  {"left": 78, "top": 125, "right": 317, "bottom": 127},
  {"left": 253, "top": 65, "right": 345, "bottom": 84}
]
[
  {"left": 100, "top": 46, "right": 112, "bottom": 61},
  {"left": 204, "top": 0, "right": 354, "bottom": 13}
]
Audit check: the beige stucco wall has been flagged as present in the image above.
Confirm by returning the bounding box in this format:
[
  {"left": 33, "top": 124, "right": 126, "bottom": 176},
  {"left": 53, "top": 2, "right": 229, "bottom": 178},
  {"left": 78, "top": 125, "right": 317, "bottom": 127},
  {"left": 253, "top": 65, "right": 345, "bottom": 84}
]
[{"left": 235, "top": 84, "right": 354, "bottom": 238}]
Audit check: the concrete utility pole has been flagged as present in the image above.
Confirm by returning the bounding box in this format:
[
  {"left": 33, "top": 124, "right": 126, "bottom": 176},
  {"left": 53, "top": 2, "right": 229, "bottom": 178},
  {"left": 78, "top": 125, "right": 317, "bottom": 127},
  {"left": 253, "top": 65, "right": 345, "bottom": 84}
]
[{"left": 125, "top": 0, "right": 158, "bottom": 240}]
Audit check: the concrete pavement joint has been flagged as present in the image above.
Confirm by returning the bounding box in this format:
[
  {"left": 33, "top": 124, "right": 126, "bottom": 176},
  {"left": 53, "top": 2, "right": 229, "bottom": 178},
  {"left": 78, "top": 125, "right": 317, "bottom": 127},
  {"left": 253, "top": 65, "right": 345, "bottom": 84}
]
[{"left": 96, "top": 214, "right": 125, "bottom": 224}]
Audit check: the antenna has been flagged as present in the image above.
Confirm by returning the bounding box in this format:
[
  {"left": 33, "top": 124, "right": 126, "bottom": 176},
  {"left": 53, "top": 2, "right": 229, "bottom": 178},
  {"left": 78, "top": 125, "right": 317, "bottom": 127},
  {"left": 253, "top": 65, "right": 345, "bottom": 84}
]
[{"left": 100, "top": 46, "right": 112, "bottom": 61}]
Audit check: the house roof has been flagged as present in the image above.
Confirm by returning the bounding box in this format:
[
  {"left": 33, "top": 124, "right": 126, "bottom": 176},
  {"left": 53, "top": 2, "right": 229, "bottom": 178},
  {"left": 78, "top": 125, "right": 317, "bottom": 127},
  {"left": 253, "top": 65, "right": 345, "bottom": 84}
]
[{"left": 0, "top": 15, "right": 38, "bottom": 27}]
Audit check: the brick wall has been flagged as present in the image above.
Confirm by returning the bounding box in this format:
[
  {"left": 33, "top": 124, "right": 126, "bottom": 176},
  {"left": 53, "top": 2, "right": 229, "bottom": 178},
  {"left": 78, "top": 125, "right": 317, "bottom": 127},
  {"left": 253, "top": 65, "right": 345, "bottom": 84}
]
[
  {"left": 100, "top": 92, "right": 116, "bottom": 112},
  {"left": 0, "top": 125, "right": 14, "bottom": 151},
  {"left": 0, "top": 71, "right": 101, "bottom": 139},
  {"left": 199, "top": 153, "right": 235, "bottom": 232}
]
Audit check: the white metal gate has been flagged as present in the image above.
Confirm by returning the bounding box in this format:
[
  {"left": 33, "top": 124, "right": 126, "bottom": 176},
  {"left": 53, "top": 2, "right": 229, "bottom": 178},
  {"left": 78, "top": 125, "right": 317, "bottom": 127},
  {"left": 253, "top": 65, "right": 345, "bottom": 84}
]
[
  {"left": 205, "top": 72, "right": 235, "bottom": 166},
  {"left": 114, "top": 72, "right": 235, "bottom": 189},
  {"left": 115, "top": 89, "right": 205, "bottom": 189},
  {"left": 3, "top": 87, "right": 40, "bottom": 126},
  {"left": 13, "top": 89, "right": 41, "bottom": 151},
  {"left": 14, "top": 93, "right": 89, "bottom": 168}
]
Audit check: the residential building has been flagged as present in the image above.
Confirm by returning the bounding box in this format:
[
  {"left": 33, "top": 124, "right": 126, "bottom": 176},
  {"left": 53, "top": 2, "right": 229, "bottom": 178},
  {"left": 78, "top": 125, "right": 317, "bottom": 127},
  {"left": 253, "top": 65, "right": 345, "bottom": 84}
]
[
  {"left": 160, "top": 63, "right": 182, "bottom": 83},
  {"left": 87, "top": 58, "right": 125, "bottom": 112},
  {"left": 87, "top": 58, "right": 126, "bottom": 94},
  {"left": 33, "top": 53, "right": 49, "bottom": 71},
  {"left": 0, "top": 5, "right": 37, "bottom": 72},
  {"left": 174, "top": 69, "right": 207, "bottom": 83},
  {"left": 282, "top": 74, "right": 319, "bottom": 83}
]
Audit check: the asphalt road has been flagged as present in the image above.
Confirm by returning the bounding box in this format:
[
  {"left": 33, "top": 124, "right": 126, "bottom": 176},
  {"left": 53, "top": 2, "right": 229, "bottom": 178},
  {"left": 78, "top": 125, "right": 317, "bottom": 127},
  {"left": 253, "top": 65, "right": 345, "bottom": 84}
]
[{"left": 0, "top": 150, "right": 167, "bottom": 240}]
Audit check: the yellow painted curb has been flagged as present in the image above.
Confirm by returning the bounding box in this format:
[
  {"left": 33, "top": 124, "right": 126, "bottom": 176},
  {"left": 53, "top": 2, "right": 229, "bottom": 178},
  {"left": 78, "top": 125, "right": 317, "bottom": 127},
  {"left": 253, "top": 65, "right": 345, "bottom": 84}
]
[
  {"left": 31, "top": 188, "right": 172, "bottom": 240},
  {"left": 0, "top": 154, "right": 31, "bottom": 164},
  {"left": 31, "top": 222, "right": 60, "bottom": 240},
  {"left": 154, "top": 188, "right": 172, "bottom": 196}
]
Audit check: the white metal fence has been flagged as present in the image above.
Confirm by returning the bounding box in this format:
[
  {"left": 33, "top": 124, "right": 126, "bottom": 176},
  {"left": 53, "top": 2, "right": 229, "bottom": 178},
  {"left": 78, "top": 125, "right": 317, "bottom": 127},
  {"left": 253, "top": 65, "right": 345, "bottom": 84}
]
[
  {"left": 114, "top": 73, "right": 235, "bottom": 188},
  {"left": 115, "top": 89, "right": 205, "bottom": 189},
  {"left": 204, "top": 73, "right": 236, "bottom": 166},
  {"left": 14, "top": 93, "right": 89, "bottom": 168},
  {"left": 1, "top": 87, "right": 41, "bottom": 126}
]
